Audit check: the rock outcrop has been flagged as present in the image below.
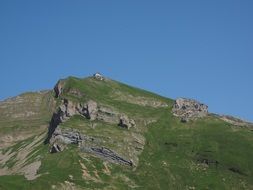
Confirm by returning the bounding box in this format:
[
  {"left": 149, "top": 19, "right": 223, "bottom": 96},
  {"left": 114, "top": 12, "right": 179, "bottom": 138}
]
[
  {"left": 82, "top": 147, "right": 133, "bottom": 166},
  {"left": 85, "top": 100, "right": 98, "bottom": 120},
  {"left": 46, "top": 98, "right": 135, "bottom": 141},
  {"left": 49, "top": 127, "right": 133, "bottom": 166},
  {"left": 44, "top": 99, "right": 98, "bottom": 144},
  {"left": 46, "top": 99, "right": 135, "bottom": 145},
  {"left": 50, "top": 128, "right": 84, "bottom": 145},
  {"left": 172, "top": 98, "right": 208, "bottom": 122},
  {"left": 45, "top": 79, "right": 137, "bottom": 164},
  {"left": 49, "top": 127, "right": 86, "bottom": 153},
  {"left": 54, "top": 80, "right": 65, "bottom": 98},
  {"left": 51, "top": 98, "right": 133, "bottom": 127},
  {"left": 50, "top": 144, "right": 62, "bottom": 153},
  {"left": 118, "top": 115, "right": 136, "bottom": 129},
  {"left": 54, "top": 99, "right": 99, "bottom": 123}
]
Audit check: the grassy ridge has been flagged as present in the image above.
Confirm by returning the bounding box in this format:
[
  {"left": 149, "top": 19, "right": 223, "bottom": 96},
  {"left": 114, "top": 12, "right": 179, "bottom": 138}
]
[{"left": 0, "top": 76, "right": 253, "bottom": 189}]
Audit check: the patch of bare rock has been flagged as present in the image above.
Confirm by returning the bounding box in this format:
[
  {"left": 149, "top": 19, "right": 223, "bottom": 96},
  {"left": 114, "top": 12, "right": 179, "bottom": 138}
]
[{"left": 172, "top": 98, "right": 208, "bottom": 122}]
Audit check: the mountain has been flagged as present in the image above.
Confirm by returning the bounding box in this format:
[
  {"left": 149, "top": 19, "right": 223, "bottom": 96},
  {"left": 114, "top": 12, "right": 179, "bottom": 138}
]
[{"left": 0, "top": 74, "right": 253, "bottom": 190}]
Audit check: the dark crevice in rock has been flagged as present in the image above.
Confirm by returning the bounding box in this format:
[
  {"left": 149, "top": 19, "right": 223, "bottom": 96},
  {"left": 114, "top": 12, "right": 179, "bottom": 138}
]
[
  {"left": 44, "top": 112, "right": 62, "bottom": 144},
  {"left": 82, "top": 147, "right": 133, "bottom": 166},
  {"left": 50, "top": 144, "right": 62, "bottom": 153},
  {"left": 54, "top": 80, "right": 65, "bottom": 98}
]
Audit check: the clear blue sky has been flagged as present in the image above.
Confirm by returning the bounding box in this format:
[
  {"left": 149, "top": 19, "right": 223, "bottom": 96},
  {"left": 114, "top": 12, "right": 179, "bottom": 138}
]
[{"left": 0, "top": 0, "right": 252, "bottom": 121}]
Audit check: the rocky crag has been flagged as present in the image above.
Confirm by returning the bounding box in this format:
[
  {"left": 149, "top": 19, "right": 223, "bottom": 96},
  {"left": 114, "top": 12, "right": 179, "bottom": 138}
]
[
  {"left": 46, "top": 74, "right": 137, "bottom": 166},
  {"left": 172, "top": 98, "right": 208, "bottom": 122}
]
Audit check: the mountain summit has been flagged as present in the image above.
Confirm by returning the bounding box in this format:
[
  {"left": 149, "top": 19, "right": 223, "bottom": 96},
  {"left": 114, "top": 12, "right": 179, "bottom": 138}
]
[{"left": 0, "top": 74, "right": 253, "bottom": 190}]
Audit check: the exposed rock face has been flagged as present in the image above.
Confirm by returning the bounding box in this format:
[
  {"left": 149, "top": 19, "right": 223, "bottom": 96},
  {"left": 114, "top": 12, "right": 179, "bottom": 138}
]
[
  {"left": 47, "top": 98, "right": 134, "bottom": 133},
  {"left": 59, "top": 99, "right": 77, "bottom": 121},
  {"left": 85, "top": 100, "right": 98, "bottom": 120},
  {"left": 50, "top": 128, "right": 84, "bottom": 145},
  {"left": 172, "top": 98, "right": 208, "bottom": 122},
  {"left": 45, "top": 98, "right": 135, "bottom": 144},
  {"left": 54, "top": 99, "right": 128, "bottom": 125},
  {"left": 56, "top": 99, "right": 98, "bottom": 123},
  {"left": 44, "top": 99, "right": 96, "bottom": 144},
  {"left": 49, "top": 128, "right": 86, "bottom": 153},
  {"left": 50, "top": 144, "right": 62, "bottom": 153},
  {"left": 118, "top": 115, "right": 136, "bottom": 129},
  {"left": 54, "top": 79, "right": 85, "bottom": 98},
  {"left": 54, "top": 80, "right": 65, "bottom": 98},
  {"left": 49, "top": 127, "right": 133, "bottom": 166}
]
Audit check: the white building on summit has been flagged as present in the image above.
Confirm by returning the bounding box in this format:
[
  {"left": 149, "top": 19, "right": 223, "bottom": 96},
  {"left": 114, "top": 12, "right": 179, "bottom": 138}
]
[{"left": 93, "top": 73, "right": 104, "bottom": 80}]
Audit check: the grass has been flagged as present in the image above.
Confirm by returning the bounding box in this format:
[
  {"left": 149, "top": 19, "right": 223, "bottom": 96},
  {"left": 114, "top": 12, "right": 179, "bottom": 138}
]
[
  {"left": 0, "top": 91, "right": 54, "bottom": 140},
  {"left": 130, "top": 115, "right": 253, "bottom": 190}
]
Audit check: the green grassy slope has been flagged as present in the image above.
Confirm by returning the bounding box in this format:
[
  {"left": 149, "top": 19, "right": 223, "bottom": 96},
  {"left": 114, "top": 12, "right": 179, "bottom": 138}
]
[
  {"left": 0, "top": 76, "right": 252, "bottom": 190},
  {"left": 0, "top": 91, "right": 55, "bottom": 148}
]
